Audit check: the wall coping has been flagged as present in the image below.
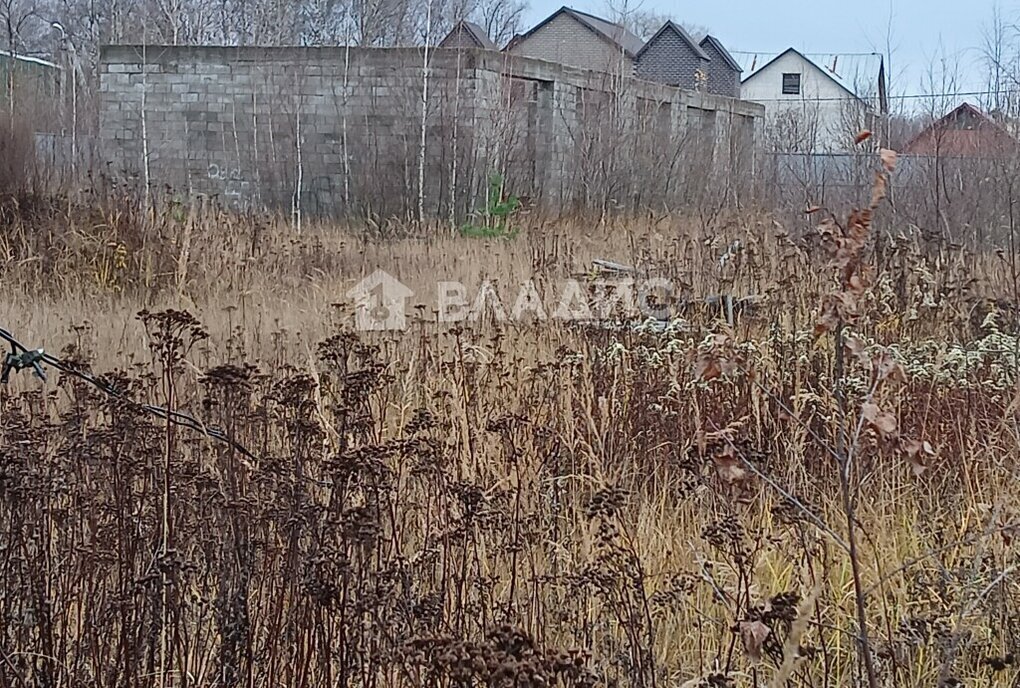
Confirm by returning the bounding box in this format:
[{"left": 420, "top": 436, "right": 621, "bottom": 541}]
[{"left": 99, "top": 44, "right": 764, "bottom": 117}]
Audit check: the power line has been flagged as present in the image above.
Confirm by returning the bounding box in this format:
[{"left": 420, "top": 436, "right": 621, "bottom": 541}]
[{"left": 748, "top": 89, "right": 1010, "bottom": 103}]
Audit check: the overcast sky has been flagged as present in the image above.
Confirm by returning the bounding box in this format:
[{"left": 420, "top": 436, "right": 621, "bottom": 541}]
[{"left": 524, "top": 0, "right": 1017, "bottom": 105}]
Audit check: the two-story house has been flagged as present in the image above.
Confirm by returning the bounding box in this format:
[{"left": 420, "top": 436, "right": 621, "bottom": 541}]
[{"left": 735, "top": 48, "right": 887, "bottom": 152}]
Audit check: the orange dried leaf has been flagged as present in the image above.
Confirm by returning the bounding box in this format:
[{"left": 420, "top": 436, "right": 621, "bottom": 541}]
[
  {"left": 855, "top": 129, "right": 873, "bottom": 144},
  {"left": 814, "top": 308, "right": 839, "bottom": 337},
  {"left": 695, "top": 356, "right": 722, "bottom": 382},
  {"left": 847, "top": 209, "right": 872, "bottom": 243},
  {"left": 870, "top": 171, "right": 888, "bottom": 208},
  {"left": 880, "top": 148, "right": 898, "bottom": 172},
  {"left": 806, "top": 205, "right": 824, "bottom": 214}
]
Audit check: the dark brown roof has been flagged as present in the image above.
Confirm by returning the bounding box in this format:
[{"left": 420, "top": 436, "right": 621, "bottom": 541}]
[
  {"left": 904, "top": 102, "right": 1018, "bottom": 157},
  {"left": 699, "top": 35, "right": 741, "bottom": 72},
  {"left": 636, "top": 21, "right": 709, "bottom": 61},
  {"left": 517, "top": 6, "right": 644, "bottom": 58},
  {"left": 439, "top": 20, "right": 498, "bottom": 50}
]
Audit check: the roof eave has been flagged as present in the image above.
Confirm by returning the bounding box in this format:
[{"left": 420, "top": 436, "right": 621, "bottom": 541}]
[
  {"left": 700, "top": 35, "right": 741, "bottom": 72},
  {"left": 740, "top": 47, "right": 871, "bottom": 101},
  {"left": 637, "top": 21, "right": 710, "bottom": 61}
]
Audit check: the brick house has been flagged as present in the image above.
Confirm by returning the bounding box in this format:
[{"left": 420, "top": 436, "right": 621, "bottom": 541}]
[
  {"left": 439, "top": 20, "right": 498, "bottom": 50},
  {"left": 698, "top": 35, "right": 741, "bottom": 97},
  {"left": 506, "top": 6, "right": 643, "bottom": 74},
  {"left": 904, "top": 103, "right": 1017, "bottom": 158},
  {"left": 635, "top": 21, "right": 709, "bottom": 90}
]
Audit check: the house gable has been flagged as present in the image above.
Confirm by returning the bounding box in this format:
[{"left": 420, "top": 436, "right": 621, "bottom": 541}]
[
  {"left": 635, "top": 21, "right": 710, "bottom": 90},
  {"left": 904, "top": 102, "right": 1018, "bottom": 157},
  {"left": 699, "top": 36, "right": 741, "bottom": 72},
  {"left": 439, "top": 20, "right": 498, "bottom": 50},
  {"left": 738, "top": 48, "right": 885, "bottom": 107},
  {"left": 742, "top": 48, "right": 862, "bottom": 101},
  {"left": 508, "top": 6, "right": 639, "bottom": 73},
  {"left": 737, "top": 48, "right": 877, "bottom": 152},
  {"left": 698, "top": 35, "right": 741, "bottom": 97}
]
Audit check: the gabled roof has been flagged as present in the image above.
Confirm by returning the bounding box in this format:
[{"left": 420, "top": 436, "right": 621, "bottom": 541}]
[
  {"left": 0, "top": 49, "right": 60, "bottom": 70},
  {"left": 516, "top": 6, "right": 644, "bottom": 58},
  {"left": 733, "top": 48, "right": 883, "bottom": 100},
  {"left": 636, "top": 21, "right": 709, "bottom": 61},
  {"left": 699, "top": 35, "right": 741, "bottom": 72},
  {"left": 439, "top": 20, "right": 498, "bottom": 50},
  {"left": 904, "top": 102, "right": 1017, "bottom": 156}
]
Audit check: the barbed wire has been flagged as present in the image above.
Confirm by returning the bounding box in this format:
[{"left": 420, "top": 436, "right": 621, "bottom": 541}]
[{"left": 0, "top": 325, "right": 257, "bottom": 461}]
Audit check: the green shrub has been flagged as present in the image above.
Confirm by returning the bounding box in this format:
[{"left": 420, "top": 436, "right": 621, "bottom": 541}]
[{"left": 459, "top": 172, "right": 520, "bottom": 240}]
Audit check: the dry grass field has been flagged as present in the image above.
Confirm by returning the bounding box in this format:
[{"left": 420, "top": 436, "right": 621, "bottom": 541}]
[{"left": 2, "top": 153, "right": 1020, "bottom": 688}]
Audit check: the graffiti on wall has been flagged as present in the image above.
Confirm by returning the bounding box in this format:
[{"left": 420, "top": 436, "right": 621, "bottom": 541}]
[{"left": 207, "top": 163, "right": 251, "bottom": 209}]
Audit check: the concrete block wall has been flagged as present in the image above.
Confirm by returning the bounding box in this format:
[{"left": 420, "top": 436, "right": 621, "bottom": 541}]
[{"left": 99, "top": 45, "right": 764, "bottom": 218}]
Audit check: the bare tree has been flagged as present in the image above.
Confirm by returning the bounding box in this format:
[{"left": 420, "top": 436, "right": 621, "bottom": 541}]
[
  {"left": 600, "top": 2, "right": 707, "bottom": 42},
  {"left": 981, "top": 2, "right": 1019, "bottom": 115},
  {"left": 1, "top": 0, "right": 49, "bottom": 124},
  {"left": 920, "top": 44, "right": 963, "bottom": 237},
  {"left": 417, "top": 0, "right": 431, "bottom": 224},
  {"left": 469, "top": 0, "right": 524, "bottom": 47},
  {"left": 0, "top": 0, "right": 47, "bottom": 53}
]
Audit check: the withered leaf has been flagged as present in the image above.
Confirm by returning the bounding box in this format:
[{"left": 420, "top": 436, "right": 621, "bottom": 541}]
[
  {"left": 862, "top": 402, "right": 897, "bottom": 436},
  {"left": 847, "top": 209, "right": 872, "bottom": 244},
  {"left": 876, "top": 353, "right": 908, "bottom": 384},
  {"left": 870, "top": 171, "right": 888, "bottom": 208},
  {"left": 814, "top": 307, "right": 840, "bottom": 337},
  {"left": 695, "top": 356, "right": 722, "bottom": 382},
  {"left": 845, "top": 336, "right": 868, "bottom": 363},
  {"left": 847, "top": 274, "right": 869, "bottom": 295},
  {"left": 806, "top": 205, "right": 824, "bottom": 214},
  {"left": 855, "top": 129, "right": 873, "bottom": 144},
  {"left": 713, "top": 447, "right": 748, "bottom": 485},
  {"left": 739, "top": 620, "right": 771, "bottom": 662},
  {"left": 880, "top": 148, "right": 898, "bottom": 172},
  {"left": 901, "top": 438, "right": 935, "bottom": 477}
]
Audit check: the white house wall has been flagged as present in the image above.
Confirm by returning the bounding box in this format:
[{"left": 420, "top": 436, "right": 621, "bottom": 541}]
[{"left": 740, "top": 51, "right": 867, "bottom": 152}]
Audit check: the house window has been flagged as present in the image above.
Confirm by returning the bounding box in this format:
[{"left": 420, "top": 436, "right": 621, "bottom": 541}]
[{"left": 782, "top": 73, "right": 801, "bottom": 95}]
